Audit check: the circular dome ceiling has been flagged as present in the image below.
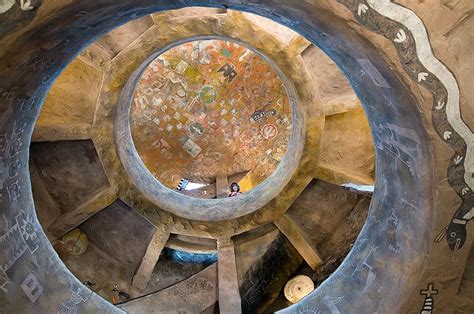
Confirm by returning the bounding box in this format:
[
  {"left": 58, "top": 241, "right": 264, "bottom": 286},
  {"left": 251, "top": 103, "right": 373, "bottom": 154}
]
[
  {"left": 116, "top": 36, "right": 304, "bottom": 220},
  {"left": 129, "top": 39, "right": 292, "bottom": 194}
]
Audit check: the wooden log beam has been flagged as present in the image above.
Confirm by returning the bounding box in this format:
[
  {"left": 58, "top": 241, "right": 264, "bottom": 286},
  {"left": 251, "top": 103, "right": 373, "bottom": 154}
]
[
  {"left": 32, "top": 123, "right": 93, "bottom": 142},
  {"left": 322, "top": 94, "right": 362, "bottom": 116},
  {"left": 274, "top": 215, "right": 323, "bottom": 271},
  {"left": 48, "top": 185, "right": 117, "bottom": 237},
  {"left": 217, "top": 238, "right": 241, "bottom": 313},
  {"left": 131, "top": 227, "right": 170, "bottom": 291},
  {"left": 314, "top": 163, "right": 375, "bottom": 186}
]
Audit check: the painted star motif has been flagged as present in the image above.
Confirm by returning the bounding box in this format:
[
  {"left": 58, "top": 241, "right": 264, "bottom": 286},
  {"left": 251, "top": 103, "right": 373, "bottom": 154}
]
[{"left": 21, "top": 213, "right": 37, "bottom": 241}]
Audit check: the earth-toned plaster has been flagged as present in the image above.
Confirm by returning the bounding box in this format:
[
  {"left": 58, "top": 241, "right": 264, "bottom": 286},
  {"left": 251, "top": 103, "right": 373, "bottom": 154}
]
[
  {"left": 130, "top": 39, "right": 291, "bottom": 189},
  {"left": 0, "top": 0, "right": 471, "bottom": 313}
]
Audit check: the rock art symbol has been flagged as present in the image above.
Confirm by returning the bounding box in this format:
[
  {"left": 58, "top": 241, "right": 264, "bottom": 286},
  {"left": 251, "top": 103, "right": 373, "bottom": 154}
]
[
  {"left": 454, "top": 156, "right": 463, "bottom": 165},
  {"left": 261, "top": 124, "right": 278, "bottom": 140},
  {"left": 417, "top": 72, "right": 428, "bottom": 82},
  {"left": 21, "top": 273, "right": 43, "bottom": 303},
  {"left": 0, "top": 268, "right": 8, "bottom": 293},
  {"left": 394, "top": 29, "right": 406, "bottom": 43},
  {"left": 182, "top": 138, "right": 202, "bottom": 158},
  {"left": 435, "top": 101, "right": 445, "bottom": 110},
  {"left": 420, "top": 283, "right": 438, "bottom": 314},
  {"left": 218, "top": 63, "right": 237, "bottom": 83},
  {"left": 189, "top": 122, "right": 204, "bottom": 137},
  {"left": 199, "top": 86, "right": 217, "bottom": 104},
  {"left": 20, "top": 0, "right": 34, "bottom": 11},
  {"left": 357, "top": 3, "right": 369, "bottom": 16}
]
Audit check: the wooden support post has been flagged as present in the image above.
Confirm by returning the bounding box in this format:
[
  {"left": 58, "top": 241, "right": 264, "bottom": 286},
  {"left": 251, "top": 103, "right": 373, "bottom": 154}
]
[
  {"left": 275, "top": 215, "right": 323, "bottom": 270},
  {"left": 131, "top": 227, "right": 170, "bottom": 291},
  {"left": 216, "top": 176, "right": 229, "bottom": 198},
  {"left": 217, "top": 238, "right": 241, "bottom": 313}
]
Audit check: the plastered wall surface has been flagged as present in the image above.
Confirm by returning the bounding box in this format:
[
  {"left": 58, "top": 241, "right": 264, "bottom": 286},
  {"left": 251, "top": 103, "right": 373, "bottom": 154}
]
[{"left": 0, "top": 1, "right": 472, "bottom": 313}]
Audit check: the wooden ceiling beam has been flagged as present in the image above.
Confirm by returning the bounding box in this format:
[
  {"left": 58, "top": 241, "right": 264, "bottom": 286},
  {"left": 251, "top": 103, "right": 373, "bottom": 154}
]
[
  {"left": 275, "top": 214, "right": 323, "bottom": 271},
  {"left": 217, "top": 238, "right": 242, "bottom": 314}
]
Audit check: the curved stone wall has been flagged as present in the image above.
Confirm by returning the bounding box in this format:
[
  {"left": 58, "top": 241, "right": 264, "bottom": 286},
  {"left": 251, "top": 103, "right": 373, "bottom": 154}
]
[{"left": 0, "top": 1, "right": 472, "bottom": 313}]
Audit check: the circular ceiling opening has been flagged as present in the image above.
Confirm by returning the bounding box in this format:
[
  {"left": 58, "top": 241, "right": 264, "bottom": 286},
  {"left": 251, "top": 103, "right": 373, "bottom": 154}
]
[
  {"left": 116, "top": 36, "right": 305, "bottom": 221},
  {"left": 129, "top": 38, "right": 292, "bottom": 198}
]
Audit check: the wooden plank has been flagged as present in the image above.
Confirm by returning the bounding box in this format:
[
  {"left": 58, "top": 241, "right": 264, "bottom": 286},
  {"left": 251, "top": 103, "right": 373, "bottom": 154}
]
[
  {"left": 48, "top": 185, "right": 117, "bottom": 237},
  {"left": 275, "top": 215, "right": 323, "bottom": 271},
  {"left": 131, "top": 228, "right": 170, "bottom": 291},
  {"left": 217, "top": 238, "right": 241, "bottom": 313}
]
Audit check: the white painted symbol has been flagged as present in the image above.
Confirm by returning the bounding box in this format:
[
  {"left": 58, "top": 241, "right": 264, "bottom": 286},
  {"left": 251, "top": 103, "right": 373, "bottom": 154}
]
[
  {"left": 134, "top": 95, "right": 149, "bottom": 109},
  {"left": 443, "top": 131, "right": 452, "bottom": 140},
  {"left": 462, "top": 187, "right": 470, "bottom": 196},
  {"left": 463, "top": 207, "right": 474, "bottom": 220},
  {"left": 20, "top": 213, "right": 37, "bottom": 241},
  {"left": 239, "top": 49, "right": 251, "bottom": 62},
  {"left": 420, "top": 283, "right": 438, "bottom": 313},
  {"left": 435, "top": 101, "right": 445, "bottom": 110},
  {"left": 454, "top": 156, "right": 463, "bottom": 165},
  {"left": 21, "top": 273, "right": 43, "bottom": 303},
  {"left": 418, "top": 72, "right": 428, "bottom": 82},
  {"left": 185, "top": 95, "right": 199, "bottom": 111},
  {"left": 152, "top": 97, "right": 163, "bottom": 107},
  {"left": 176, "top": 89, "right": 186, "bottom": 98},
  {"left": 358, "top": 3, "right": 369, "bottom": 16},
  {"left": 262, "top": 124, "right": 278, "bottom": 140},
  {"left": 394, "top": 29, "right": 406, "bottom": 43},
  {"left": 59, "top": 283, "right": 89, "bottom": 313},
  {"left": 20, "top": 0, "right": 34, "bottom": 11}
]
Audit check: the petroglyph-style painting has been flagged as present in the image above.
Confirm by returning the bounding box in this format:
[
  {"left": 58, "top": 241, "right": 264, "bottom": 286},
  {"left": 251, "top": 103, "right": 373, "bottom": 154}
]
[
  {"left": 130, "top": 39, "right": 291, "bottom": 190},
  {"left": 338, "top": 0, "right": 474, "bottom": 255}
]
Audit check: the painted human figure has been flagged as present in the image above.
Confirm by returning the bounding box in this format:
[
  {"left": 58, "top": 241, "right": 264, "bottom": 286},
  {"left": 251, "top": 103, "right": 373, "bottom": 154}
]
[{"left": 229, "top": 182, "right": 241, "bottom": 197}]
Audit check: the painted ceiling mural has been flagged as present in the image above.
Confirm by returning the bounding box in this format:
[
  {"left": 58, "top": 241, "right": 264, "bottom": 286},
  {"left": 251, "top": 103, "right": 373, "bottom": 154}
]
[{"left": 130, "top": 39, "right": 292, "bottom": 191}]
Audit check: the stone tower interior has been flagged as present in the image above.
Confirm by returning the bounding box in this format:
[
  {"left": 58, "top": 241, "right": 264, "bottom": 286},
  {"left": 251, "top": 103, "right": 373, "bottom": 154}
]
[{"left": 0, "top": 1, "right": 473, "bottom": 313}]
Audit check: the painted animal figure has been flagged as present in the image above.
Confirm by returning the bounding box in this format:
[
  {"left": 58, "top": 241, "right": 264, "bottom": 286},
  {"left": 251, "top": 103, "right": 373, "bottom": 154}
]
[{"left": 435, "top": 206, "right": 473, "bottom": 254}]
